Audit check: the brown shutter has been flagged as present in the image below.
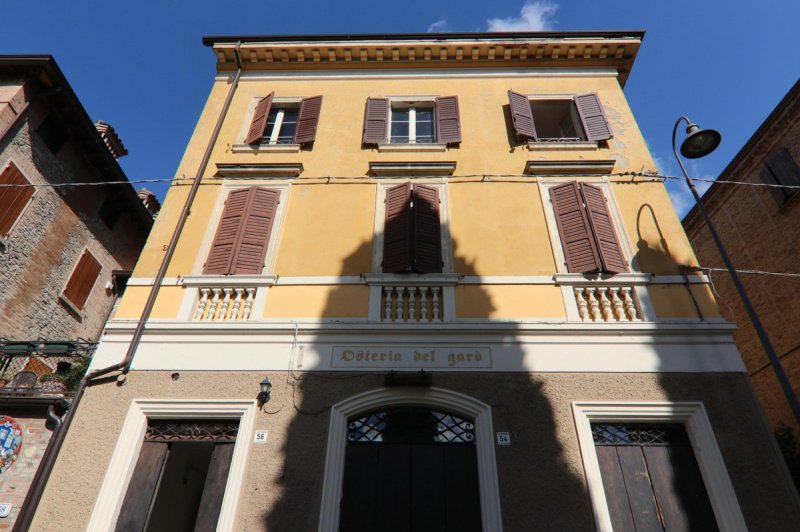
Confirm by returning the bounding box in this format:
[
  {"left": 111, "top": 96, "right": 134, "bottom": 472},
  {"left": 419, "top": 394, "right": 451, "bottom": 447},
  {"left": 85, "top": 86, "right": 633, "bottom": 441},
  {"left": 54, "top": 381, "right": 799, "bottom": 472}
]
[
  {"left": 204, "top": 188, "right": 251, "bottom": 275},
  {"left": 0, "top": 162, "right": 34, "bottom": 237},
  {"left": 362, "top": 97, "right": 389, "bottom": 145},
  {"left": 412, "top": 184, "right": 442, "bottom": 273},
  {"left": 293, "top": 95, "right": 322, "bottom": 145},
  {"left": 760, "top": 165, "right": 789, "bottom": 205},
  {"left": 62, "top": 249, "right": 102, "bottom": 310},
  {"left": 383, "top": 182, "right": 412, "bottom": 273},
  {"left": 762, "top": 148, "right": 800, "bottom": 205},
  {"left": 244, "top": 92, "right": 274, "bottom": 144},
  {"left": 193, "top": 443, "right": 235, "bottom": 532},
  {"left": 115, "top": 442, "right": 169, "bottom": 532},
  {"left": 435, "top": 96, "right": 461, "bottom": 144},
  {"left": 229, "top": 188, "right": 279, "bottom": 275},
  {"left": 574, "top": 93, "right": 612, "bottom": 142},
  {"left": 580, "top": 183, "right": 628, "bottom": 273},
  {"left": 508, "top": 90, "right": 537, "bottom": 140},
  {"left": 549, "top": 182, "right": 602, "bottom": 273}
]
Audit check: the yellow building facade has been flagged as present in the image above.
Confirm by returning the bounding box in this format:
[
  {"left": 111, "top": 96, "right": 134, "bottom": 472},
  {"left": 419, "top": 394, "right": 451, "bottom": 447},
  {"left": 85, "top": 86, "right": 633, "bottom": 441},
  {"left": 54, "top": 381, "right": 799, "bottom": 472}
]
[{"left": 32, "top": 32, "right": 800, "bottom": 531}]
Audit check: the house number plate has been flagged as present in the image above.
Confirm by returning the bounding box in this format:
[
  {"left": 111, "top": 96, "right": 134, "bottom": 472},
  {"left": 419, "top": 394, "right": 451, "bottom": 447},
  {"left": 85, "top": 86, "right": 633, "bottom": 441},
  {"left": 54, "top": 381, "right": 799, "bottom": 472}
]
[
  {"left": 254, "top": 430, "right": 268, "bottom": 444},
  {"left": 496, "top": 432, "right": 511, "bottom": 446}
]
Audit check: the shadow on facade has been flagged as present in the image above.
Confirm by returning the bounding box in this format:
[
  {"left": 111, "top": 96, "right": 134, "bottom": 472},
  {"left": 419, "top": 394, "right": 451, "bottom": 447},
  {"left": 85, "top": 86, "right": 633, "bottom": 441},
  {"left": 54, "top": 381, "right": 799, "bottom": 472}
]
[{"left": 263, "top": 236, "right": 591, "bottom": 531}]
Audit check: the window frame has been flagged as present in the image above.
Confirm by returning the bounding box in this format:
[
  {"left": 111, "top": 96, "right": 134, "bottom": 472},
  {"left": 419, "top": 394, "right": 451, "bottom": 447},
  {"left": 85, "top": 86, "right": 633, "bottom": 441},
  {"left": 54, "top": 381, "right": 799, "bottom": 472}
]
[
  {"left": 194, "top": 182, "right": 290, "bottom": 277},
  {"left": 234, "top": 96, "right": 305, "bottom": 153},
  {"left": 572, "top": 401, "right": 746, "bottom": 532},
  {"left": 537, "top": 178, "right": 636, "bottom": 274},
  {"left": 527, "top": 96, "right": 587, "bottom": 143},
  {"left": 389, "top": 99, "right": 436, "bottom": 145},
  {"left": 263, "top": 103, "right": 300, "bottom": 145},
  {"left": 371, "top": 180, "right": 453, "bottom": 274},
  {"left": 376, "top": 96, "right": 450, "bottom": 152},
  {"left": 59, "top": 247, "right": 103, "bottom": 315},
  {"left": 87, "top": 399, "right": 257, "bottom": 530},
  {"left": 0, "top": 158, "right": 37, "bottom": 246},
  {"left": 318, "top": 387, "right": 503, "bottom": 532}
]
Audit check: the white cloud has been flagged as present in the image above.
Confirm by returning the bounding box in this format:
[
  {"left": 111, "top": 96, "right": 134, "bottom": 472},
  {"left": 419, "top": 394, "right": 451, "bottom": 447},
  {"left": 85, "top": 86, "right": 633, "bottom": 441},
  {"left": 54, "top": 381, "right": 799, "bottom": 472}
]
[
  {"left": 427, "top": 20, "right": 449, "bottom": 33},
  {"left": 487, "top": 2, "right": 558, "bottom": 32}
]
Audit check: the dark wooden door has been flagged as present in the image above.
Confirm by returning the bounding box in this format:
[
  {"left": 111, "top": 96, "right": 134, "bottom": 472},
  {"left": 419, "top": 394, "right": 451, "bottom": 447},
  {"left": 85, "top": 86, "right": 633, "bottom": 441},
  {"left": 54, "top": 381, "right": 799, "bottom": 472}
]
[
  {"left": 593, "top": 423, "right": 719, "bottom": 532},
  {"left": 339, "top": 408, "right": 481, "bottom": 532}
]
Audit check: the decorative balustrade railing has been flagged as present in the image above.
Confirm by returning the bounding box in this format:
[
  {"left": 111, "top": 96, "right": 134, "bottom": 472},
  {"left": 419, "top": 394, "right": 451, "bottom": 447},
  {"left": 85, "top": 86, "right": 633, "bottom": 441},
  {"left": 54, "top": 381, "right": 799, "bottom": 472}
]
[
  {"left": 554, "top": 273, "right": 653, "bottom": 323},
  {"left": 363, "top": 274, "right": 461, "bottom": 323},
  {"left": 194, "top": 287, "right": 257, "bottom": 321}
]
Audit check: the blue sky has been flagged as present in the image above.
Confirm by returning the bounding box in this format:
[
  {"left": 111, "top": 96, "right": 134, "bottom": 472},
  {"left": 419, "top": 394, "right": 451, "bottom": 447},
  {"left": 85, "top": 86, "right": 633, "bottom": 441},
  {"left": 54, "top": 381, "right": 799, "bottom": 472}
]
[{"left": 2, "top": 0, "right": 798, "bottom": 216}]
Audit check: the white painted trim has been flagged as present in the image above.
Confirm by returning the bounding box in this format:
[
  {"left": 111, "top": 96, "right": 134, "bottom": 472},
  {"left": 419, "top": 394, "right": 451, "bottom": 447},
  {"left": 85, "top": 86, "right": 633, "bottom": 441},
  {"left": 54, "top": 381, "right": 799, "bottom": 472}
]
[
  {"left": 572, "top": 402, "right": 746, "bottom": 532},
  {"left": 318, "top": 387, "right": 502, "bottom": 532},
  {"left": 230, "top": 143, "right": 301, "bottom": 154},
  {"left": 229, "top": 67, "right": 619, "bottom": 82},
  {"left": 376, "top": 143, "right": 447, "bottom": 152},
  {"left": 126, "top": 274, "right": 711, "bottom": 287},
  {"left": 87, "top": 399, "right": 257, "bottom": 531},
  {"left": 371, "top": 180, "right": 453, "bottom": 273}
]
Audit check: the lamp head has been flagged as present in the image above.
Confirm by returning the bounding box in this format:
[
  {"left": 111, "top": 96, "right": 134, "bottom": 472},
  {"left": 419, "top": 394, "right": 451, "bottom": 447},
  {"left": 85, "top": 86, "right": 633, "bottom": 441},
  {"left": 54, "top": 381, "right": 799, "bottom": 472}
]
[
  {"left": 257, "top": 376, "right": 272, "bottom": 404},
  {"left": 680, "top": 123, "right": 721, "bottom": 159}
]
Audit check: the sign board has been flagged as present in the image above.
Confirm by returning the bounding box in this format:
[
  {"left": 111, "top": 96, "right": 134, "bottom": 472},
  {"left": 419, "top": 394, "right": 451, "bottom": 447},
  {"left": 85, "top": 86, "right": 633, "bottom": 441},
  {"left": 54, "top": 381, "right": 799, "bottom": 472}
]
[
  {"left": 496, "top": 432, "right": 511, "bottom": 446},
  {"left": 331, "top": 346, "right": 492, "bottom": 369},
  {"left": 0, "top": 417, "right": 22, "bottom": 474}
]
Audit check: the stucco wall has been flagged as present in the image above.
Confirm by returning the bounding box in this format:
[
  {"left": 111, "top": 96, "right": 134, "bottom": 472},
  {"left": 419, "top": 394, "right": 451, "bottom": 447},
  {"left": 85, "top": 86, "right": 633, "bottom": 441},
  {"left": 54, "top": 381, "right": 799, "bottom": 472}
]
[{"left": 33, "top": 371, "right": 800, "bottom": 531}]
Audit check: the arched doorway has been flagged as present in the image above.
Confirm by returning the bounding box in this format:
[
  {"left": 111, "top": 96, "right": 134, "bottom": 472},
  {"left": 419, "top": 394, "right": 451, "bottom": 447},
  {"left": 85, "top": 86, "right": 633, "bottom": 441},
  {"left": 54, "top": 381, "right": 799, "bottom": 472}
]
[{"left": 339, "top": 407, "right": 481, "bottom": 531}]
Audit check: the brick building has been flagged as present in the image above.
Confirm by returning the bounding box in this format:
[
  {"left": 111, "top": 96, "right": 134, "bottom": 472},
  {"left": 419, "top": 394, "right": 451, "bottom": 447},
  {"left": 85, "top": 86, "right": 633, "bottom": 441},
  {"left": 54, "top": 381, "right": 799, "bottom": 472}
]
[
  {"left": 0, "top": 55, "right": 154, "bottom": 527},
  {"left": 683, "top": 79, "right": 800, "bottom": 433}
]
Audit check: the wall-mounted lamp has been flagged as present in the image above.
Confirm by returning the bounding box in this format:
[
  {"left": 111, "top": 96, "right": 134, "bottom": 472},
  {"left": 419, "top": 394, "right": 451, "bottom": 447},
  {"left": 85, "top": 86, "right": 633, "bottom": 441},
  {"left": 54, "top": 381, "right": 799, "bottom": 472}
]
[{"left": 257, "top": 376, "right": 272, "bottom": 404}]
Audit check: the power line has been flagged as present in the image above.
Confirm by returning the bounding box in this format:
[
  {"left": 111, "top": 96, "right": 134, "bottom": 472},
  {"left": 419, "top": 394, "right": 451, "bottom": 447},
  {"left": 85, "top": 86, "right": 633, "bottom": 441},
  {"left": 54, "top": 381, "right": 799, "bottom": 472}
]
[{"left": 694, "top": 266, "right": 800, "bottom": 279}]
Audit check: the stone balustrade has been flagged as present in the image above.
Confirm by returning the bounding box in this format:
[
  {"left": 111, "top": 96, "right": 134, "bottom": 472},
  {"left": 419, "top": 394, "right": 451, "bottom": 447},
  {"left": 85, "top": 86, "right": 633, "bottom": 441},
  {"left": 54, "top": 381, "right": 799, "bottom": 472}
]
[
  {"left": 193, "top": 287, "right": 257, "bottom": 321},
  {"left": 554, "top": 273, "right": 652, "bottom": 323}
]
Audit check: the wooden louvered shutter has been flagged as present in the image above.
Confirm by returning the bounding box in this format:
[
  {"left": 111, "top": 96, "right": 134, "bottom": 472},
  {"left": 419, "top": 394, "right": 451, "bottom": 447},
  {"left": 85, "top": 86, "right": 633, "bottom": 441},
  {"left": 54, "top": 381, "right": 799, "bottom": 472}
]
[
  {"left": 230, "top": 188, "right": 279, "bottom": 275},
  {"left": 62, "top": 249, "right": 102, "bottom": 310},
  {"left": 574, "top": 93, "right": 612, "bottom": 142},
  {"left": 244, "top": 92, "right": 274, "bottom": 144},
  {"left": 362, "top": 98, "right": 389, "bottom": 145},
  {"left": 294, "top": 95, "right": 323, "bottom": 144},
  {"left": 0, "top": 162, "right": 34, "bottom": 237},
  {"left": 549, "top": 182, "right": 602, "bottom": 273},
  {"left": 383, "top": 182, "right": 412, "bottom": 273},
  {"left": 435, "top": 96, "right": 461, "bottom": 144},
  {"left": 412, "top": 184, "right": 443, "bottom": 273},
  {"left": 508, "top": 90, "right": 537, "bottom": 140},
  {"left": 204, "top": 188, "right": 251, "bottom": 275},
  {"left": 762, "top": 148, "right": 800, "bottom": 205},
  {"left": 580, "top": 183, "right": 628, "bottom": 273}
]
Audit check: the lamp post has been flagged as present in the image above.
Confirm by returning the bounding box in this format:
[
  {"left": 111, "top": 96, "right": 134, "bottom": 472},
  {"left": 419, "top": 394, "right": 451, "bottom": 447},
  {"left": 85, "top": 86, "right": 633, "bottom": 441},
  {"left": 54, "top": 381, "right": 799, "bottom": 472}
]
[{"left": 673, "top": 116, "right": 800, "bottom": 427}]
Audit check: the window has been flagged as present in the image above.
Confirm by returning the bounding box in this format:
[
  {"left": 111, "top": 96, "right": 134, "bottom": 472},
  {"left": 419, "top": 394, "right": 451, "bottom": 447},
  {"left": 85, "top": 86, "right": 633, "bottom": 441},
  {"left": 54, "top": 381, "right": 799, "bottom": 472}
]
[
  {"left": 362, "top": 96, "right": 461, "bottom": 146},
  {"left": 115, "top": 419, "right": 239, "bottom": 531},
  {"left": 98, "top": 196, "right": 122, "bottom": 230},
  {"left": 573, "top": 402, "right": 746, "bottom": 532},
  {"left": 0, "top": 161, "right": 34, "bottom": 239},
  {"left": 760, "top": 147, "right": 800, "bottom": 206},
  {"left": 204, "top": 187, "right": 279, "bottom": 275},
  {"left": 592, "top": 423, "right": 718, "bottom": 531},
  {"left": 549, "top": 181, "right": 628, "bottom": 274},
  {"left": 244, "top": 92, "right": 322, "bottom": 146},
  {"left": 509, "top": 91, "right": 612, "bottom": 143},
  {"left": 339, "top": 407, "right": 481, "bottom": 531},
  {"left": 382, "top": 182, "right": 442, "bottom": 274},
  {"left": 36, "top": 113, "right": 68, "bottom": 155},
  {"left": 61, "top": 249, "right": 102, "bottom": 311}
]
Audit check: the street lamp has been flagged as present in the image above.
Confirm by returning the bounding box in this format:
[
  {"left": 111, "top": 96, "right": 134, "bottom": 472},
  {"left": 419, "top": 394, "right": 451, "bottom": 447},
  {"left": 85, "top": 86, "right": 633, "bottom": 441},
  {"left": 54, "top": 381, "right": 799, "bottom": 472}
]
[{"left": 673, "top": 116, "right": 800, "bottom": 426}]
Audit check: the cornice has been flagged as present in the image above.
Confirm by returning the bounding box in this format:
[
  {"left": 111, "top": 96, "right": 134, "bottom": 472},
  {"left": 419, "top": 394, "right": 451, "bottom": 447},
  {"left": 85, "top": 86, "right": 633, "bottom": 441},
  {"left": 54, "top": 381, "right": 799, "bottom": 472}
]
[{"left": 208, "top": 34, "right": 642, "bottom": 86}]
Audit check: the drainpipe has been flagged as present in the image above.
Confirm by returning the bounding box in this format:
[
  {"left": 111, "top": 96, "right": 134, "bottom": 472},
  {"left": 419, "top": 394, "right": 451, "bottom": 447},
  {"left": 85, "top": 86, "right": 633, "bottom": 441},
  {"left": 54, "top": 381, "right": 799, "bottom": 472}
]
[{"left": 14, "top": 43, "right": 244, "bottom": 532}]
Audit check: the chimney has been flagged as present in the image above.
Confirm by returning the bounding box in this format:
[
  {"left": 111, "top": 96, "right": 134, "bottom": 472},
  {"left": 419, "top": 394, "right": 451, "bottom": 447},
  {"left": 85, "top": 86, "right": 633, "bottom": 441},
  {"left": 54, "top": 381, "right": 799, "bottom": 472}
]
[
  {"left": 137, "top": 188, "right": 160, "bottom": 218},
  {"left": 94, "top": 120, "right": 128, "bottom": 159}
]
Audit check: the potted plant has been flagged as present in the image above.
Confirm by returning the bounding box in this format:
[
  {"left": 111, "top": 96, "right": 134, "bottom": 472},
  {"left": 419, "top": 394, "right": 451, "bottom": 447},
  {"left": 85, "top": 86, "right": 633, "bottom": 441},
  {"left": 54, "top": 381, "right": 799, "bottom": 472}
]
[{"left": 39, "top": 374, "right": 68, "bottom": 394}]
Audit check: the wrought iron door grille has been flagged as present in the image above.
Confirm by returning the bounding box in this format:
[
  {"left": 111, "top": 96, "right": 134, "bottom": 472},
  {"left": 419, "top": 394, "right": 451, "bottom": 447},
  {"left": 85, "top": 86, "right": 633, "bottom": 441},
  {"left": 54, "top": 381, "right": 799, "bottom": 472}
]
[
  {"left": 592, "top": 423, "right": 690, "bottom": 446},
  {"left": 145, "top": 419, "right": 239, "bottom": 442},
  {"left": 347, "top": 407, "right": 474, "bottom": 444}
]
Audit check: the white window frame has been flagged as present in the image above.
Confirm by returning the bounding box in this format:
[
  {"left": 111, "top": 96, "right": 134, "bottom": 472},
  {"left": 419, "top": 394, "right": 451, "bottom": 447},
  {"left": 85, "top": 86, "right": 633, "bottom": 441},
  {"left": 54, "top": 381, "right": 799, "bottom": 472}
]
[
  {"left": 389, "top": 100, "right": 435, "bottom": 144},
  {"left": 233, "top": 97, "right": 302, "bottom": 153},
  {"left": 193, "top": 181, "right": 291, "bottom": 277},
  {"left": 87, "top": 399, "right": 257, "bottom": 530},
  {"left": 537, "top": 177, "right": 637, "bottom": 275},
  {"left": 318, "top": 387, "right": 503, "bottom": 532},
  {"left": 377, "top": 96, "right": 446, "bottom": 152},
  {"left": 370, "top": 179, "right": 453, "bottom": 273},
  {"left": 263, "top": 102, "right": 300, "bottom": 145},
  {"left": 572, "top": 401, "right": 747, "bottom": 532}
]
